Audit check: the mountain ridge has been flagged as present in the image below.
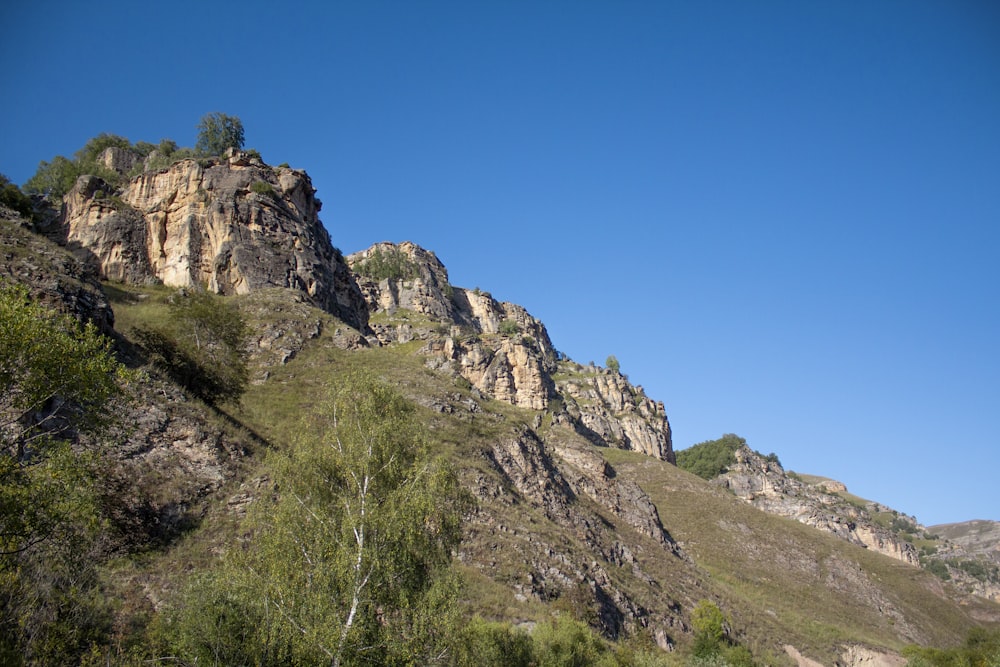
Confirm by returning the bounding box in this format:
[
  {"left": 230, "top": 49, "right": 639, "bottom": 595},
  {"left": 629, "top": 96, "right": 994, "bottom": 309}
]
[{"left": 3, "top": 145, "right": 998, "bottom": 665}]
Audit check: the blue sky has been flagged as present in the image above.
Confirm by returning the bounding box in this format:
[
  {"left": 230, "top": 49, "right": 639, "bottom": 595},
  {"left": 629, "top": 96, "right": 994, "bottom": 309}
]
[{"left": 2, "top": 1, "right": 998, "bottom": 526}]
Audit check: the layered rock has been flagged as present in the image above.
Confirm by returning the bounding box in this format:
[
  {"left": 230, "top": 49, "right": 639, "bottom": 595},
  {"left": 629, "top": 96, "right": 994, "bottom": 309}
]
[
  {"left": 716, "top": 446, "right": 920, "bottom": 565},
  {"left": 61, "top": 153, "right": 368, "bottom": 330},
  {"left": 349, "top": 241, "right": 675, "bottom": 462},
  {"left": 555, "top": 360, "right": 675, "bottom": 463}
]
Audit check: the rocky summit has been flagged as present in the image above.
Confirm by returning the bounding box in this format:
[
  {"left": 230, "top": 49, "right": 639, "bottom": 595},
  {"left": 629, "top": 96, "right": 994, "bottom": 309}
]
[{"left": 4, "top": 145, "right": 999, "bottom": 666}]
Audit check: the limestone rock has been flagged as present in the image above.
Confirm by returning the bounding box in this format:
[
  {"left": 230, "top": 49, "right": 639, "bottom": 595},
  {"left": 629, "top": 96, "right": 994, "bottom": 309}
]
[
  {"left": 717, "top": 446, "right": 920, "bottom": 565},
  {"left": 62, "top": 155, "right": 368, "bottom": 330},
  {"left": 556, "top": 360, "right": 675, "bottom": 463}
]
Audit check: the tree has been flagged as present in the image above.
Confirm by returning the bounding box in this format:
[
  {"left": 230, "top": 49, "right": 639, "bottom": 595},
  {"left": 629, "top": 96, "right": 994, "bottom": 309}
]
[
  {"left": 133, "top": 289, "right": 248, "bottom": 405},
  {"left": 195, "top": 112, "right": 245, "bottom": 156},
  {"left": 690, "top": 599, "right": 727, "bottom": 658},
  {"left": 605, "top": 355, "right": 620, "bottom": 374},
  {"left": 0, "top": 282, "right": 133, "bottom": 664},
  {"left": 0, "top": 175, "right": 34, "bottom": 220},
  {"left": 23, "top": 155, "right": 81, "bottom": 199},
  {"left": 165, "top": 372, "right": 466, "bottom": 665}
]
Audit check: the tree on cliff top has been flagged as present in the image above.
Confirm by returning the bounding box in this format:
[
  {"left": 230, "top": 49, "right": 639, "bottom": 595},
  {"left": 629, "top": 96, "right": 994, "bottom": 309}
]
[{"left": 195, "top": 112, "right": 245, "bottom": 156}]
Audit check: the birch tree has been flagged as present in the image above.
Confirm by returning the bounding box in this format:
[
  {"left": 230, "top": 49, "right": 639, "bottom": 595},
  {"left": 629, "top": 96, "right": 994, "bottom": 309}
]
[{"left": 173, "top": 372, "right": 465, "bottom": 665}]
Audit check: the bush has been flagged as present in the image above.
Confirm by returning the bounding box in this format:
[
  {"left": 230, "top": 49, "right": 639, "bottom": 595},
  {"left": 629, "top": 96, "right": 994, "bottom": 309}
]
[
  {"left": 195, "top": 112, "right": 245, "bottom": 156},
  {"left": 0, "top": 174, "right": 35, "bottom": 220},
  {"left": 249, "top": 180, "right": 276, "bottom": 198},
  {"left": 605, "top": 355, "right": 620, "bottom": 373},
  {"left": 353, "top": 247, "right": 420, "bottom": 282},
  {"left": 675, "top": 435, "right": 746, "bottom": 480},
  {"left": 499, "top": 319, "right": 521, "bottom": 335}
]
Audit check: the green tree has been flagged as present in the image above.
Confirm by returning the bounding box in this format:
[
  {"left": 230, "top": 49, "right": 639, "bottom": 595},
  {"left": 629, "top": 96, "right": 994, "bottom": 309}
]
[
  {"left": 605, "top": 355, "right": 620, "bottom": 374},
  {"left": 0, "top": 175, "right": 34, "bottom": 221},
  {"left": 133, "top": 289, "right": 248, "bottom": 405},
  {"left": 675, "top": 434, "right": 747, "bottom": 480},
  {"left": 195, "top": 112, "right": 245, "bottom": 156},
  {"left": 690, "top": 600, "right": 727, "bottom": 659},
  {"left": 23, "top": 155, "right": 81, "bottom": 199},
  {"left": 0, "top": 282, "right": 133, "bottom": 665},
  {"left": 165, "top": 373, "right": 466, "bottom": 665}
]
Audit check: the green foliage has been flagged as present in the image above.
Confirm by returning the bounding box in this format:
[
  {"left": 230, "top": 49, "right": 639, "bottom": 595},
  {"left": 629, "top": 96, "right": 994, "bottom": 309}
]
[
  {"left": 0, "top": 282, "right": 132, "bottom": 665},
  {"left": 675, "top": 434, "right": 746, "bottom": 480},
  {"left": 921, "top": 558, "right": 951, "bottom": 581},
  {"left": 903, "top": 627, "right": 1000, "bottom": 667},
  {"left": 531, "top": 617, "right": 616, "bottom": 667},
  {"left": 195, "top": 112, "right": 245, "bottom": 156},
  {"left": 133, "top": 289, "right": 248, "bottom": 405},
  {"left": 164, "top": 372, "right": 466, "bottom": 665},
  {"left": 500, "top": 319, "right": 521, "bottom": 336},
  {"left": 690, "top": 600, "right": 727, "bottom": 659},
  {"left": 23, "top": 155, "right": 81, "bottom": 199},
  {"left": 249, "top": 180, "right": 276, "bottom": 198},
  {"left": 606, "top": 355, "right": 621, "bottom": 373},
  {"left": 353, "top": 246, "right": 420, "bottom": 282},
  {"left": 452, "top": 617, "right": 535, "bottom": 666},
  {"left": 0, "top": 175, "right": 34, "bottom": 221},
  {"left": 955, "top": 558, "right": 1000, "bottom": 584},
  {"left": 73, "top": 133, "right": 131, "bottom": 165}
]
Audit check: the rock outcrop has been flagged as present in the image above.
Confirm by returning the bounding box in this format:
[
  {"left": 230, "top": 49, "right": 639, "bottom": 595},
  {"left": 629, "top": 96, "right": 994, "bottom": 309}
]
[
  {"left": 554, "top": 360, "right": 675, "bottom": 463},
  {"left": 717, "top": 445, "right": 920, "bottom": 565},
  {"left": 61, "top": 152, "right": 368, "bottom": 330},
  {"left": 349, "top": 241, "right": 675, "bottom": 461}
]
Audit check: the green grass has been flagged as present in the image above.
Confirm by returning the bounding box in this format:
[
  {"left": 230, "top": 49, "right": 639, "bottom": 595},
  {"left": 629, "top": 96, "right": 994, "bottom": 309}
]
[{"left": 600, "top": 447, "right": 982, "bottom": 663}]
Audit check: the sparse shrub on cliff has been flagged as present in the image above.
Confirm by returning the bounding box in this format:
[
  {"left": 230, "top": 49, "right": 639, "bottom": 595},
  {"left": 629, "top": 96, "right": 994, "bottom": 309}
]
[
  {"left": 606, "top": 355, "right": 621, "bottom": 373},
  {"left": 353, "top": 246, "right": 420, "bottom": 282},
  {"left": 249, "top": 180, "right": 276, "bottom": 199},
  {"left": 499, "top": 319, "right": 520, "bottom": 336},
  {"left": 195, "top": 112, "right": 245, "bottom": 157},
  {"left": 0, "top": 174, "right": 35, "bottom": 220}
]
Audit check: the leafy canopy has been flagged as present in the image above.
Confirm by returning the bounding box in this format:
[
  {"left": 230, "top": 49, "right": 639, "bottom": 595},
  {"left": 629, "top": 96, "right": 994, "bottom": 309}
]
[
  {"left": 0, "top": 282, "right": 133, "bottom": 664},
  {"left": 162, "top": 372, "right": 466, "bottom": 665},
  {"left": 195, "top": 112, "right": 245, "bottom": 156}
]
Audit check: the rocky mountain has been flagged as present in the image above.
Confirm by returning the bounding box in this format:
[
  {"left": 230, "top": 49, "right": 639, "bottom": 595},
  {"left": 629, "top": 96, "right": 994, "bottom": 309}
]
[
  {"left": 61, "top": 148, "right": 368, "bottom": 330},
  {"left": 933, "top": 520, "right": 1000, "bottom": 558},
  {"left": 714, "top": 445, "right": 920, "bottom": 565},
  {"left": 5, "top": 147, "right": 999, "bottom": 666}
]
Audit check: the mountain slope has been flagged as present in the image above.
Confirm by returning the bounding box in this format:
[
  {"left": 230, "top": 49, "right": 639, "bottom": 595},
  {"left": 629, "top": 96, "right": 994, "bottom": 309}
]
[{"left": 4, "top": 146, "right": 999, "bottom": 665}]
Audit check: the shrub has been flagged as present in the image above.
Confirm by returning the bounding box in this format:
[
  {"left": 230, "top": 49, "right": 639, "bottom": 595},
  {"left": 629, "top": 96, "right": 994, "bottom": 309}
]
[
  {"left": 195, "top": 112, "right": 245, "bottom": 156},
  {"left": 499, "top": 319, "right": 520, "bottom": 335},
  {"left": 249, "top": 180, "right": 276, "bottom": 198},
  {"left": 675, "top": 434, "right": 746, "bottom": 480},
  {"left": 605, "top": 355, "right": 620, "bottom": 373},
  {"left": 353, "top": 247, "right": 420, "bottom": 282}
]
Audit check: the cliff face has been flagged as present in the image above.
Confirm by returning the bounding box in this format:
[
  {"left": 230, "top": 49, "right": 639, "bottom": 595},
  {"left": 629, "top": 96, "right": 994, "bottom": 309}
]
[
  {"left": 717, "top": 445, "right": 920, "bottom": 565},
  {"left": 348, "top": 241, "right": 675, "bottom": 461},
  {"left": 61, "top": 152, "right": 368, "bottom": 331}
]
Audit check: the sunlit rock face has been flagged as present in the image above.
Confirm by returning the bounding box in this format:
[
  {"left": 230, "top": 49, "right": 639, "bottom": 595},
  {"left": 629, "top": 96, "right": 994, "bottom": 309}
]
[
  {"left": 717, "top": 445, "right": 920, "bottom": 565},
  {"left": 62, "top": 152, "right": 368, "bottom": 331}
]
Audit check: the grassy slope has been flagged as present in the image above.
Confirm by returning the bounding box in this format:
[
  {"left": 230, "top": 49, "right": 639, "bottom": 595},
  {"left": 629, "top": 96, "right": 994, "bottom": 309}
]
[
  {"left": 103, "top": 282, "right": 998, "bottom": 664},
  {"left": 601, "top": 447, "right": 991, "bottom": 662}
]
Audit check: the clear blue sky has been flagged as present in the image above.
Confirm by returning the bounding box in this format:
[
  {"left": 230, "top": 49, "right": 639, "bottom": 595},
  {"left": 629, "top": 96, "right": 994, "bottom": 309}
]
[{"left": 2, "top": 1, "right": 998, "bottom": 526}]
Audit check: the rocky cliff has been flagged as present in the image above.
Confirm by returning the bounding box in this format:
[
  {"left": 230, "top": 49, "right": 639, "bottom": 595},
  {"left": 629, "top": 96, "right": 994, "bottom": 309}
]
[
  {"left": 61, "top": 150, "right": 368, "bottom": 330},
  {"left": 348, "top": 241, "right": 675, "bottom": 461},
  {"left": 716, "top": 445, "right": 921, "bottom": 565}
]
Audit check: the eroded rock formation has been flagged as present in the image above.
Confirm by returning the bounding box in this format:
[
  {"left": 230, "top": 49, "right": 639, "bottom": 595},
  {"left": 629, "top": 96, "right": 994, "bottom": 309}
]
[{"left": 62, "top": 152, "right": 368, "bottom": 330}]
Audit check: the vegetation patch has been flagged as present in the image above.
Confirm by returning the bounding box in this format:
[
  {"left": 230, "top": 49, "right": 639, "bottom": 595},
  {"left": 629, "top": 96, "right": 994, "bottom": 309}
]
[{"left": 353, "top": 246, "right": 420, "bottom": 281}]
